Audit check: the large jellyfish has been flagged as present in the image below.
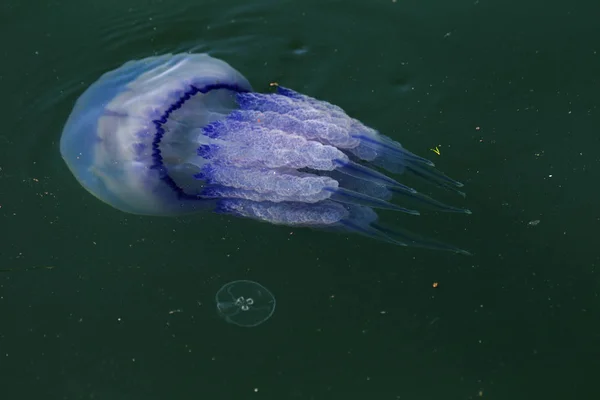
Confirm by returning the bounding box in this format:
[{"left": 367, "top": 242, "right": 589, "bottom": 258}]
[{"left": 60, "top": 53, "right": 471, "bottom": 254}]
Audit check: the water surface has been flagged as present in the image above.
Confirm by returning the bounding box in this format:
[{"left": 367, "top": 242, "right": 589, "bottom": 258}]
[{"left": 0, "top": 0, "right": 598, "bottom": 399}]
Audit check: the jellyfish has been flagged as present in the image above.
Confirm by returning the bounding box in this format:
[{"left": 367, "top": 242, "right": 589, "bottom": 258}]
[
  {"left": 216, "top": 280, "right": 275, "bottom": 327},
  {"left": 60, "top": 53, "right": 471, "bottom": 254}
]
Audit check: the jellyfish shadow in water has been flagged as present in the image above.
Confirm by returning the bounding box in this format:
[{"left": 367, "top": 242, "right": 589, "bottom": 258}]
[{"left": 216, "top": 280, "right": 276, "bottom": 327}]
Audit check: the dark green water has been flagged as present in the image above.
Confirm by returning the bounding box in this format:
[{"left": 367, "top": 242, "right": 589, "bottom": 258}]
[{"left": 1, "top": 0, "right": 599, "bottom": 399}]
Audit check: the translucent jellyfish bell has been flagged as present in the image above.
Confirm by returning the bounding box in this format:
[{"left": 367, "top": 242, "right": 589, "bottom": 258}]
[{"left": 216, "top": 280, "right": 276, "bottom": 327}]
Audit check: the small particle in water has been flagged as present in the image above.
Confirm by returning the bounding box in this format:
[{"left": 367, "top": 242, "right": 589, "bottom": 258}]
[
  {"left": 292, "top": 46, "right": 308, "bottom": 55},
  {"left": 432, "top": 282, "right": 439, "bottom": 288},
  {"left": 430, "top": 146, "right": 441, "bottom": 155},
  {"left": 528, "top": 220, "right": 540, "bottom": 226}
]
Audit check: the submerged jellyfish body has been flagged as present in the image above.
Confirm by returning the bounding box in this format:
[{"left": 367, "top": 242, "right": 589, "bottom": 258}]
[
  {"left": 216, "top": 280, "right": 276, "bottom": 327},
  {"left": 60, "top": 53, "right": 470, "bottom": 254}
]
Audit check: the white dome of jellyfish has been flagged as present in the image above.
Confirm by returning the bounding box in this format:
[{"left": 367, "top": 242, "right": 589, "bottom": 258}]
[
  {"left": 59, "top": 53, "right": 471, "bottom": 254},
  {"left": 216, "top": 280, "right": 276, "bottom": 327}
]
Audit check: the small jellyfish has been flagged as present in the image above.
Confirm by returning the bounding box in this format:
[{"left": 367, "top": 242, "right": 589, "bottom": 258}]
[
  {"left": 59, "top": 53, "right": 471, "bottom": 254},
  {"left": 216, "top": 280, "right": 275, "bottom": 327}
]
